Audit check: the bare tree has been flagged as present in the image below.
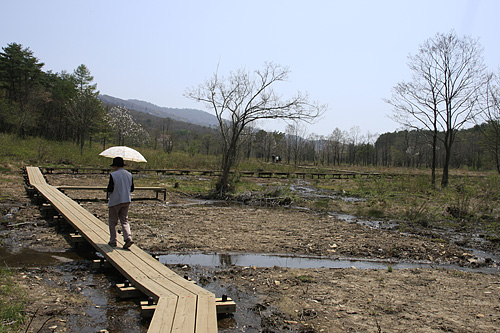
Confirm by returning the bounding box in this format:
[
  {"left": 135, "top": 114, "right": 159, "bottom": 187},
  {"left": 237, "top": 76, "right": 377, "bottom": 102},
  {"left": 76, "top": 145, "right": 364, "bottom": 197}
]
[
  {"left": 479, "top": 72, "right": 500, "bottom": 173},
  {"left": 328, "top": 128, "right": 346, "bottom": 165},
  {"left": 186, "top": 62, "right": 324, "bottom": 196},
  {"left": 286, "top": 122, "right": 308, "bottom": 166},
  {"left": 386, "top": 31, "right": 487, "bottom": 187},
  {"left": 347, "top": 126, "right": 361, "bottom": 166}
]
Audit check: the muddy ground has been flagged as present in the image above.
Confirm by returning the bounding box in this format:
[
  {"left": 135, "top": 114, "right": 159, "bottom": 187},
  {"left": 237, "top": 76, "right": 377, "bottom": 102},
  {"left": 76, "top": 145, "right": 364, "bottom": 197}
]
[{"left": 1, "top": 171, "right": 500, "bottom": 332}]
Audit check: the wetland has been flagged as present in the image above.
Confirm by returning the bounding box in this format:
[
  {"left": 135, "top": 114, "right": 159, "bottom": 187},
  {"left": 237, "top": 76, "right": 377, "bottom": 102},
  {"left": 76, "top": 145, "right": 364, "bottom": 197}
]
[{"left": 1, "top": 168, "right": 500, "bottom": 332}]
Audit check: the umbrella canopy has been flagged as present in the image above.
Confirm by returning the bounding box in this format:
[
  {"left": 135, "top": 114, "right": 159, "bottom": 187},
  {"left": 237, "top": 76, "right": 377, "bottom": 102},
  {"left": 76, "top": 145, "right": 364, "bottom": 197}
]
[{"left": 99, "top": 146, "right": 147, "bottom": 163}]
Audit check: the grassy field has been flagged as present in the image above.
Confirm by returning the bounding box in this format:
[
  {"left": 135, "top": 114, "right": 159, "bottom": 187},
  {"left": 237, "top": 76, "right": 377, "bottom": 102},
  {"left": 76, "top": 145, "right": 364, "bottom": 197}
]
[{"left": 317, "top": 171, "right": 500, "bottom": 238}]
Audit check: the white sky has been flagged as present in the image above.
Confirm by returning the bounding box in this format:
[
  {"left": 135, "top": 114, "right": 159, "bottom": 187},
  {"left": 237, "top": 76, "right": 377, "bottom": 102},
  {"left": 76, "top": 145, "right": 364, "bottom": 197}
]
[{"left": 2, "top": 0, "right": 499, "bottom": 137}]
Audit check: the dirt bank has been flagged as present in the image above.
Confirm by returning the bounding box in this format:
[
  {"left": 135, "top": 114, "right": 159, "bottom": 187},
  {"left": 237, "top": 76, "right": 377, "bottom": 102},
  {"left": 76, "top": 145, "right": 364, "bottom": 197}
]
[{"left": 210, "top": 265, "right": 500, "bottom": 332}]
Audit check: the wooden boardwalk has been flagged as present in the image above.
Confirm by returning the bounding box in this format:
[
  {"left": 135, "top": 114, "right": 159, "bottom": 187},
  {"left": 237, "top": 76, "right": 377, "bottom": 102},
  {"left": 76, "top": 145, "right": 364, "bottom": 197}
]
[
  {"left": 41, "top": 166, "right": 380, "bottom": 179},
  {"left": 56, "top": 185, "right": 167, "bottom": 200},
  {"left": 25, "top": 167, "right": 217, "bottom": 332}
]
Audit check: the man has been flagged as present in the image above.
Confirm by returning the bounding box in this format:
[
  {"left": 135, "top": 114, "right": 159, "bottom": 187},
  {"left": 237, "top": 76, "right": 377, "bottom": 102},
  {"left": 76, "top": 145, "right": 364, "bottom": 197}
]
[{"left": 107, "top": 157, "right": 134, "bottom": 249}]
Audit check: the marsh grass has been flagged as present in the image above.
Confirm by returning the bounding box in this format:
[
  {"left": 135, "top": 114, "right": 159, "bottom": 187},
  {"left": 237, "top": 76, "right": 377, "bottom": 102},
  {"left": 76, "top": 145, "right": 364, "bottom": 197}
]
[
  {"left": 0, "top": 267, "right": 26, "bottom": 332},
  {"left": 320, "top": 170, "right": 500, "bottom": 238},
  {"left": 314, "top": 198, "right": 330, "bottom": 209},
  {"left": 296, "top": 275, "right": 314, "bottom": 283}
]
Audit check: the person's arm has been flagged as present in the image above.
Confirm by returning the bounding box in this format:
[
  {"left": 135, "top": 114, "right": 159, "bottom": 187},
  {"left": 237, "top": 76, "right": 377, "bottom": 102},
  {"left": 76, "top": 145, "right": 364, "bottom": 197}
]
[{"left": 107, "top": 175, "right": 114, "bottom": 192}]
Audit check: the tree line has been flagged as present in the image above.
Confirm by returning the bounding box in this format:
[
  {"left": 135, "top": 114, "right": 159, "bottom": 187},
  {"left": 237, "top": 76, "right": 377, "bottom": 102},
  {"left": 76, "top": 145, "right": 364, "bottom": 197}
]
[
  {"left": 201, "top": 123, "right": 493, "bottom": 173},
  {"left": 0, "top": 43, "right": 102, "bottom": 153},
  {"left": 2, "top": 36, "right": 500, "bottom": 189},
  {"left": 0, "top": 43, "right": 151, "bottom": 154}
]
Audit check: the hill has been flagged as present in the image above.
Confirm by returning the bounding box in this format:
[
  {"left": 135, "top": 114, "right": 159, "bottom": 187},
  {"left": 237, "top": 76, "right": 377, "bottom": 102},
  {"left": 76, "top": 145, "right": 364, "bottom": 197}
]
[{"left": 98, "top": 94, "right": 219, "bottom": 128}]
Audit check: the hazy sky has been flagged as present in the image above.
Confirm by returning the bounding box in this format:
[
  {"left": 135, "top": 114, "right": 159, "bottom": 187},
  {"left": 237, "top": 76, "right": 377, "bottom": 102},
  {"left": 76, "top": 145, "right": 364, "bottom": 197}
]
[{"left": 2, "top": 0, "right": 499, "bottom": 137}]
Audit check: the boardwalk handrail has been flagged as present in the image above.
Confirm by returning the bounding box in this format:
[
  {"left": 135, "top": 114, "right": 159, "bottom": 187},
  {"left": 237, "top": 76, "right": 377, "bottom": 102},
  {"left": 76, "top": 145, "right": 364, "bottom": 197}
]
[
  {"left": 41, "top": 166, "right": 382, "bottom": 179},
  {"left": 55, "top": 185, "right": 167, "bottom": 200},
  {"left": 25, "top": 167, "right": 217, "bottom": 332}
]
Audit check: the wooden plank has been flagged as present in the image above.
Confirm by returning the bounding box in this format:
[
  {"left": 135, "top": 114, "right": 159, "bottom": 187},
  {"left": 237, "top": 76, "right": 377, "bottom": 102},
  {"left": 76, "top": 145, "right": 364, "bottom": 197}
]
[
  {"left": 26, "top": 167, "right": 46, "bottom": 185},
  {"left": 32, "top": 186, "right": 171, "bottom": 298},
  {"left": 215, "top": 297, "right": 236, "bottom": 315},
  {"left": 148, "top": 296, "right": 177, "bottom": 333},
  {"left": 57, "top": 186, "right": 107, "bottom": 190},
  {"left": 26, "top": 167, "right": 218, "bottom": 333},
  {"left": 56, "top": 186, "right": 166, "bottom": 191},
  {"left": 56, "top": 185, "right": 167, "bottom": 200},
  {"left": 116, "top": 283, "right": 145, "bottom": 298},
  {"left": 44, "top": 191, "right": 204, "bottom": 296},
  {"left": 141, "top": 303, "right": 157, "bottom": 318},
  {"left": 171, "top": 296, "right": 197, "bottom": 332},
  {"left": 196, "top": 294, "right": 218, "bottom": 332},
  {"left": 130, "top": 248, "right": 214, "bottom": 297}
]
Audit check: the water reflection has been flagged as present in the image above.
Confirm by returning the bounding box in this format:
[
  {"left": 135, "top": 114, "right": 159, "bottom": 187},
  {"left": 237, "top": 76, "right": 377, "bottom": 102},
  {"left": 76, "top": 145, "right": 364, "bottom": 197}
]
[
  {"left": 220, "top": 253, "right": 232, "bottom": 266},
  {"left": 159, "top": 252, "right": 500, "bottom": 274},
  {"left": 0, "top": 246, "right": 84, "bottom": 267}
]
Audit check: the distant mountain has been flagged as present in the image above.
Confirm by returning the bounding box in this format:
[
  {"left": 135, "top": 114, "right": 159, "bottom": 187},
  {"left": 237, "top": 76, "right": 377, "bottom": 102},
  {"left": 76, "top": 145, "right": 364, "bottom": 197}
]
[{"left": 99, "top": 94, "right": 219, "bottom": 128}]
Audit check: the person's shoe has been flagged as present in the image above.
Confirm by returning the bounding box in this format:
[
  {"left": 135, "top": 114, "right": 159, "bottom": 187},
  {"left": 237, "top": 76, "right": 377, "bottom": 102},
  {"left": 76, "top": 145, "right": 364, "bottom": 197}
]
[
  {"left": 123, "top": 238, "right": 134, "bottom": 249},
  {"left": 108, "top": 241, "right": 117, "bottom": 248}
]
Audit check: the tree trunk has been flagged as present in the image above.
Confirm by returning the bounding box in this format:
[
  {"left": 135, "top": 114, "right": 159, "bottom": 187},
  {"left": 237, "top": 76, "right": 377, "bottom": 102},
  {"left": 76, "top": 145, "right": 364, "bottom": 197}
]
[
  {"left": 431, "top": 130, "right": 437, "bottom": 187},
  {"left": 441, "top": 131, "right": 452, "bottom": 188},
  {"left": 217, "top": 131, "right": 240, "bottom": 197},
  {"left": 80, "top": 133, "right": 85, "bottom": 156},
  {"left": 495, "top": 144, "right": 500, "bottom": 175}
]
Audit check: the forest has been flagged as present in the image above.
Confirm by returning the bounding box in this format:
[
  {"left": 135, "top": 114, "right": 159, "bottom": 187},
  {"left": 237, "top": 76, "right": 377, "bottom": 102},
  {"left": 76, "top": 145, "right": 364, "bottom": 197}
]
[{"left": 1, "top": 42, "right": 499, "bottom": 173}]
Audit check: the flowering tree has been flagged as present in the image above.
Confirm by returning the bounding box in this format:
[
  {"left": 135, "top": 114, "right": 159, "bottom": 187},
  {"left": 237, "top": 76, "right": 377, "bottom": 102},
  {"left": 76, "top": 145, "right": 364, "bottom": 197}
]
[{"left": 107, "top": 106, "right": 150, "bottom": 145}]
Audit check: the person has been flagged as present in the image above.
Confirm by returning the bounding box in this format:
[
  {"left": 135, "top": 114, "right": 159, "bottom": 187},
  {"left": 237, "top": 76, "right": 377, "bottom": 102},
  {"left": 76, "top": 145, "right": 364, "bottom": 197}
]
[{"left": 107, "top": 157, "right": 135, "bottom": 249}]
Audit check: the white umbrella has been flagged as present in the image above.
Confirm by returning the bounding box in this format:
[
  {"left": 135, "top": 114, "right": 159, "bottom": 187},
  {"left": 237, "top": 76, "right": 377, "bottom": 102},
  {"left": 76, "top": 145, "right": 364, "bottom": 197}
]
[{"left": 99, "top": 146, "right": 147, "bottom": 163}]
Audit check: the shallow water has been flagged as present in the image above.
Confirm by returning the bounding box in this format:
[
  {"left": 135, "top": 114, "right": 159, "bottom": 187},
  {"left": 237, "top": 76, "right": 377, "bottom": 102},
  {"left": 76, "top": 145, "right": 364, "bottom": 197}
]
[
  {"left": 291, "top": 184, "right": 365, "bottom": 202},
  {"left": 328, "top": 212, "right": 399, "bottom": 230},
  {"left": 0, "top": 246, "right": 147, "bottom": 332},
  {"left": 60, "top": 261, "right": 146, "bottom": 332},
  {"left": 0, "top": 246, "right": 84, "bottom": 267},
  {"left": 0, "top": 246, "right": 259, "bottom": 331},
  {"left": 159, "top": 252, "right": 500, "bottom": 274},
  {"left": 163, "top": 198, "right": 228, "bottom": 208},
  {"left": 182, "top": 265, "right": 263, "bottom": 332}
]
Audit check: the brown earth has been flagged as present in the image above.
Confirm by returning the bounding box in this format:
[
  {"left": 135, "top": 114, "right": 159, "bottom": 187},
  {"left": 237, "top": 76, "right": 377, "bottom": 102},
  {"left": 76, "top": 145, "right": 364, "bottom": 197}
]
[
  {"left": 212, "top": 265, "right": 500, "bottom": 332},
  {"left": 1, "top": 170, "right": 500, "bottom": 332}
]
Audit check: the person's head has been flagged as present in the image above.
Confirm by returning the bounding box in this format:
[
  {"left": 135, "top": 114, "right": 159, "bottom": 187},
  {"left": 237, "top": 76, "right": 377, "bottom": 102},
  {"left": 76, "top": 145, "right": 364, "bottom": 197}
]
[{"left": 110, "top": 157, "right": 125, "bottom": 170}]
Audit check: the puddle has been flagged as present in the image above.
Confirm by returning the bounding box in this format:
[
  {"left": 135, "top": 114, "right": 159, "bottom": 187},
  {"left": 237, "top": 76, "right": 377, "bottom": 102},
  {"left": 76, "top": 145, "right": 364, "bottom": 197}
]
[
  {"left": 470, "top": 248, "right": 500, "bottom": 263},
  {"left": 0, "top": 246, "right": 146, "bottom": 332},
  {"left": 58, "top": 261, "right": 146, "bottom": 332},
  {"left": 291, "top": 183, "right": 365, "bottom": 202},
  {"left": 159, "top": 252, "right": 500, "bottom": 274},
  {"left": 328, "top": 212, "right": 398, "bottom": 230},
  {"left": 180, "top": 265, "right": 263, "bottom": 332},
  {"left": 0, "top": 247, "right": 84, "bottom": 267},
  {"left": 164, "top": 198, "right": 228, "bottom": 208}
]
